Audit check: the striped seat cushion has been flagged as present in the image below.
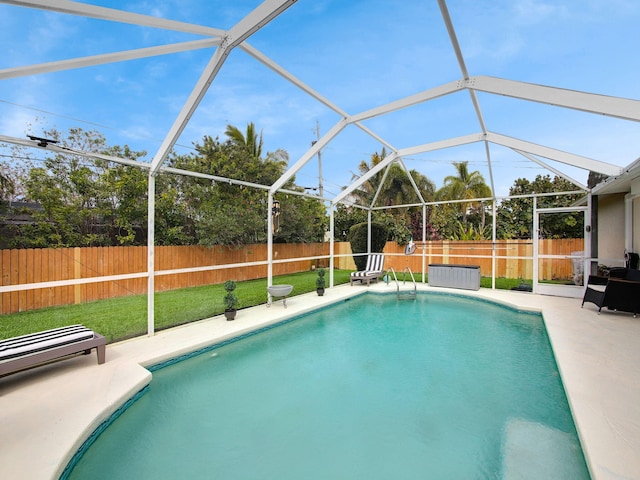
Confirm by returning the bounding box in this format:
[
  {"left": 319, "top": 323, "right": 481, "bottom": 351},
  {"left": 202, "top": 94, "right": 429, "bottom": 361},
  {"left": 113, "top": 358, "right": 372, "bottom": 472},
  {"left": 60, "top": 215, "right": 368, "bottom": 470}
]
[
  {"left": 351, "top": 271, "right": 382, "bottom": 278},
  {"left": 0, "top": 325, "right": 95, "bottom": 361},
  {"left": 351, "top": 254, "right": 385, "bottom": 277}
]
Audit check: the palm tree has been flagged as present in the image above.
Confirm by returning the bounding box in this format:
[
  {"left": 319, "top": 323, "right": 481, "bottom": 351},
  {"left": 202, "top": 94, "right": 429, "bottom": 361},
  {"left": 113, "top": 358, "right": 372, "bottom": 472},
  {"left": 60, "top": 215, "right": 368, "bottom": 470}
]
[
  {"left": 350, "top": 148, "right": 387, "bottom": 206},
  {"left": 349, "top": 149, "right": 437, "bottom": 241},
  {"left": 350, "top": 149, "right": 435, "bottom": 208},
  {"left": 225, "top": 122, "right": 263, "bottom": 159},
  {"left": 438, "top": 161, "right": 492, "bottom": 225}
]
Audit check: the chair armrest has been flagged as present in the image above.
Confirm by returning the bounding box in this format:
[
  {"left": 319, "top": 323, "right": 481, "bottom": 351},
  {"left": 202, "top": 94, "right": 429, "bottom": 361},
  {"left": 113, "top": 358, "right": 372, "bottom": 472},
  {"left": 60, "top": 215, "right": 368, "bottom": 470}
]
[{"left": 586, "top": 275, "right": 608, "bottom": 286}]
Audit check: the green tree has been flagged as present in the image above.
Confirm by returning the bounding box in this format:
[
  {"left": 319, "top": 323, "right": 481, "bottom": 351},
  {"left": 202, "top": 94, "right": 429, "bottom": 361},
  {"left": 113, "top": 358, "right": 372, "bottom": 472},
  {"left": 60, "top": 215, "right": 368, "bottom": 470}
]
[
  {"left": 348, "top": 221, "right": 388, "bottom": 270},
  {"left": 7, "top": 128, "right": 150, "bottom": 248},
  {"left": 496, "top": 175, "right": 583, "bottom": 239},
  {"left": 18, "top": 128, "right": 111, "bottom": 247},
  {"left": 99, "top": 156, "right": 148, "bottom": 245},
  {"left": 169, "top": 138, "right": 268, "bottom": 246},
  {"left": 153, "top": 171, "right": 194, "bottom": 246},
  {"left": 436, "top": 161, "right": 492, "bottom": 239},
  {"left": 350, "top": 148, "right": 388, "bottom": 207},
  {"left": 3, "top": 121, "right": 327, "bottom": 248},
  {"left": 437, "top": 161, "right": 492, "bottom": 224},
  {"left": 173, "top": 125, "right": 326, "bottom": 246},
  {"left": 334, "top": 205, "right": 367, "bottom": 241},
  {"left": 349, "top": 149, "right": 436, "bottom": 243},
  {"left": 275, "top": 194, "right": 328, "bottom": 243},
  {"left": 224, "top": 122, "right": 263, "bottom": 160}
]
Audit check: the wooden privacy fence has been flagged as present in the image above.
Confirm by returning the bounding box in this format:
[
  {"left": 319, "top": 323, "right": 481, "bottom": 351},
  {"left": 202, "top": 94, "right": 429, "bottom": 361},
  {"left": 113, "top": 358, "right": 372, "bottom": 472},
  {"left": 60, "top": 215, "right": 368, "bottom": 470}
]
[
  {"left": 1, "top": 239, "right": 582, "bottom": 314},
  {"left": 380, "top": 239, "right": 584, "bottom": 282}
]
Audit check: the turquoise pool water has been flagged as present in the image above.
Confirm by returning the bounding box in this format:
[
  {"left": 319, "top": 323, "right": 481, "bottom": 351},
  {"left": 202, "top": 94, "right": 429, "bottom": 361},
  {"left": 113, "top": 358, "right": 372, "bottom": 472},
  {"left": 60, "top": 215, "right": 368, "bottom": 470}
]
[{"left": 66, "top": 293, "right": 590, "bottom": 479}]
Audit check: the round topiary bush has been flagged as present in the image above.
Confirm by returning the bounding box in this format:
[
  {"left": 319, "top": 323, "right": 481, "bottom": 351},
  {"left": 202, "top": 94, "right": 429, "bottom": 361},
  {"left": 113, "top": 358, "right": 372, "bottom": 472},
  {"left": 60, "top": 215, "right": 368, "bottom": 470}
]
[{"left": 348, "top": 222, "right": 388, "bottom": 271}]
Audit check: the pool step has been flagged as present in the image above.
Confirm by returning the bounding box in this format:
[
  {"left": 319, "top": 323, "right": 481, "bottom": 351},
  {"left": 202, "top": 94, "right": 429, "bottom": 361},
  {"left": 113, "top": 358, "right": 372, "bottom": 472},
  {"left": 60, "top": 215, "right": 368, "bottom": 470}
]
[
  {"left": 397, "top": 290, "right": 417, "bottom": 300},
  {"left": 502, "top": 418, "right": 587, "bottom": 479}
]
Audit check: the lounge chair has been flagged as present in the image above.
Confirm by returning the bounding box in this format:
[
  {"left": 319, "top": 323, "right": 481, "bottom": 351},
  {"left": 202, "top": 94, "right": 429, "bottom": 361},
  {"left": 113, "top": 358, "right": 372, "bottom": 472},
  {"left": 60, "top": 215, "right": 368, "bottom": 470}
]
[
  {"left": 581, "top": 270, "right": 640, "bottom": 317},
  {"left": 0, "top": 325, "right": 106, "bottom": 377},
  {"left": 350, "top": 253, "right": 385, "bottom": 286}
]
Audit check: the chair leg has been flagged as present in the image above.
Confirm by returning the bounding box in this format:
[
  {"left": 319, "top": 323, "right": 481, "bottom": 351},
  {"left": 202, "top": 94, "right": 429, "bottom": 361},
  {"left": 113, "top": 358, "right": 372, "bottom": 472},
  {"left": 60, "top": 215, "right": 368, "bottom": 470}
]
[{"left": 96, "top": 344, "right": 106, "bottom": 364}]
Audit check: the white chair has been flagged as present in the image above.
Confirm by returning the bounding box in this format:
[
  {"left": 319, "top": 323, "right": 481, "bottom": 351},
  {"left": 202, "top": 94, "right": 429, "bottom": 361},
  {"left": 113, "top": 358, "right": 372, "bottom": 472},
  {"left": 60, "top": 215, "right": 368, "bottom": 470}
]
[{"left": 350, "top": 253, "right": 385, "bottom": 286}]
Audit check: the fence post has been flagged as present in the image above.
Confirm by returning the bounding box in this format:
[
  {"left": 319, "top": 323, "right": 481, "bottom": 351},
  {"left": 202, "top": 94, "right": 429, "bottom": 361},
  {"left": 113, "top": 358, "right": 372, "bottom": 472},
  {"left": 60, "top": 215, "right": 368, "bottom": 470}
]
[{"left": 74, "top": 247, "right": 82, "bottom": 305}]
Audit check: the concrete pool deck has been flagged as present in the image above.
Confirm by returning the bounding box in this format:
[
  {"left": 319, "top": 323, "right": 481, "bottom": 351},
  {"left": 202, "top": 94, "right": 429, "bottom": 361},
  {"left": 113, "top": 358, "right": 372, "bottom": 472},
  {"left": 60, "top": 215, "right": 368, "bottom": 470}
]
[{"left": 1, "top": 283, "right": 639, "bottom": 480}]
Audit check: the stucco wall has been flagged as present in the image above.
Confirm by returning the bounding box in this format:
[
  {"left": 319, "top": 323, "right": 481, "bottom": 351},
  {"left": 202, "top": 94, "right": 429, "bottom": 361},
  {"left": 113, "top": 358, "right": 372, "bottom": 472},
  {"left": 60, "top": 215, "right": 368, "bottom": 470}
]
[
  {"left": 597, "top": 193, "right": 625, "bottom": 266},
  {"left": 632, "top": 178, "right": 640, "bottom": 254}
]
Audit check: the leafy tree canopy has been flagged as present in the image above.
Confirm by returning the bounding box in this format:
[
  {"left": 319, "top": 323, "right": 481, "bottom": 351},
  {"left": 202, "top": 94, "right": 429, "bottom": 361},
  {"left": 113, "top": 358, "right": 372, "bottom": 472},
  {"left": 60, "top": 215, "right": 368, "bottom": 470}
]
[
  {"left": 1, "top": 123, "right": 328, "bottom": 248},
  {"left": 169, "top": 125, "right": 326, "bottom": 246},
  {"left": 496, "top": 175, "right": 583, "bottom": 239}
]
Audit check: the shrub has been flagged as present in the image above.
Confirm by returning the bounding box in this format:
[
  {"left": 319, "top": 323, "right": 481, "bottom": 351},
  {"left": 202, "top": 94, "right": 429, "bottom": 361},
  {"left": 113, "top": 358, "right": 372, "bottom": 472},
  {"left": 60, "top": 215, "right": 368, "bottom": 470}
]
[
  {"left": 316, "top": 268, "right": 326, "bottom": 288},
  {"left": 348, "top": 222, "right": 388, "bottom": 270},
  {"left": 223, "top": 280, "right": 239, "bottom": 310}
]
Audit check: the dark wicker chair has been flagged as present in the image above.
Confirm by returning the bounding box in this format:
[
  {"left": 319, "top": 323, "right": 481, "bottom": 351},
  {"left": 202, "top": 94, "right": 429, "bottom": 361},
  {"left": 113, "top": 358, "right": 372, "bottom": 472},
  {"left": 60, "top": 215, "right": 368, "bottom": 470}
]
[{"left": 582, "top": 269, "right": 640, "bottom": 317}]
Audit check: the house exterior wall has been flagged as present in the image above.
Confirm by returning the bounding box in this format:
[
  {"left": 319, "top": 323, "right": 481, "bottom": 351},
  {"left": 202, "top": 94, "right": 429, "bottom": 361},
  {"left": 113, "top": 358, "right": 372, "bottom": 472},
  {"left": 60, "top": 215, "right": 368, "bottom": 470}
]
[
  {"left": 597, "top": 193, "right": 625, "bottom": 266},
  {"left": 632, "top": 178, "right": 640, "bottom": 254}
]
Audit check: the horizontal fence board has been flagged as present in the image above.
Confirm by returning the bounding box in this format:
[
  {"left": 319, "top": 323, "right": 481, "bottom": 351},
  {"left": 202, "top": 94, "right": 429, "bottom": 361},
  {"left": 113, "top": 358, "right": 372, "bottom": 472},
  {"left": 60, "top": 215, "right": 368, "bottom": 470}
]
[{"left": 0, "top": 239, "right": 581, "bottom": 314}]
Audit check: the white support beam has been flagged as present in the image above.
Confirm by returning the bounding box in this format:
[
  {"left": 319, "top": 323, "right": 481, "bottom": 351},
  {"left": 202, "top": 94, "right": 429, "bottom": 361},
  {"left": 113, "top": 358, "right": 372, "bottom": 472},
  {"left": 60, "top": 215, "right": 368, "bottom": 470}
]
[
  {"left": 270, "top": 118, "right": 348, "bottom": 192},
  {"left": 437, "top": 0, "right": 490, "bottom": 133},
  {"left": 348, "top": 80, "right": 465, "bottom": 124},
  {"left": 353, "top": 123, "right": 397, "bottom": 152},
  {"left": 514, "top": 149, "right": 588, "bottom": 191},
  {"left": 240, "top": 43, "right": 397, "bottom": 151},
  {"left": 2, "top": 0, "right": 225, "bottom": 36},
  {"left": 396, "top": 133, "right": 485, "bottom": 157},
  {"left": 0, "top": 39, "right": 219, "bottom": 80},
  {"left": 483, "top": 140, "right": 495, "bottom": 195},
  {"left": 398, "top": 157, "right": 426, "bottom": 204},
  {"left": 149, "top": 0, "right": 297, "bottom": 175},
  {"left": 138, "top": 41, "right": 222, "bottom": 175},
  {"left": 224, "top": 0, "right": 297, "bottom": 47},
  {"left": 0, "top": 134, "right": 153, "bottom": 169},
  {"left": 370, "top": 163, "right": 393, "bottom": 208},
  {"left": 486, "top": 132, "right": 622, "bottom": 176},
  {"left": 149, "top": 50, "right": 228, "bottom": 175},
  {"left": 438, "top": 0, "right": 469, "bottom": 77},
  {"left": 240, "top": 43, "right": 348, "bottom": 117},
  {"left": 0, "top": 134, "right": 276, "bottom": 190},
  {"left": 469, "top": 76, "right": 640, "bottom": 122}
]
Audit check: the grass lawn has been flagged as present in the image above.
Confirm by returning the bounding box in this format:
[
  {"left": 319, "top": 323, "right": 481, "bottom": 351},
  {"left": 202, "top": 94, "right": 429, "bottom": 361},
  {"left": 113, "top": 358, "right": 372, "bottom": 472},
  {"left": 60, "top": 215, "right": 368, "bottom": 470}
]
[
  {"left": 0, "top": 270, "right": 350, "bottom": 342},
  {"left": 0, "top": 271, "right": 531, "bottom": 343}
]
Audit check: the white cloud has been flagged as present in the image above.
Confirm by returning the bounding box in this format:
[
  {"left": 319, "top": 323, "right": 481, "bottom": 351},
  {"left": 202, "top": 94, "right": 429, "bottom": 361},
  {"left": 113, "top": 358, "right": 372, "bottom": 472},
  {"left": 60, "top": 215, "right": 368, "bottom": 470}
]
[
  {"left": 0, "top": 107, "right": 35, "bottom": 138},
  {"left": 27, "top": 12, "right": 79, "bottom": 57},
  {"left": 512, "top": 0, "right": 567, "bottom": 24}
]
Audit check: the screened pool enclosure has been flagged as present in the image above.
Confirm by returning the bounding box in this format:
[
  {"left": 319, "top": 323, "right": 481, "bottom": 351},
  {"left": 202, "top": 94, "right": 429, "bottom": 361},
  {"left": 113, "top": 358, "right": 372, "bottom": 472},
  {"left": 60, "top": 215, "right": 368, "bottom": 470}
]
[{"left": 1, "top": 1, "right": 639, "bottom": 336}]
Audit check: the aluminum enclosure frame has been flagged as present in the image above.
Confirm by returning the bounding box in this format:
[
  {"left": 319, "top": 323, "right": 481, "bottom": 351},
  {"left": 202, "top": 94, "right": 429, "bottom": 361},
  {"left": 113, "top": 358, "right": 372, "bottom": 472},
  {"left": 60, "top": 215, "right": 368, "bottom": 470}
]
[{"left": 1, "top": 0, "right": 638, "bottom": 334}]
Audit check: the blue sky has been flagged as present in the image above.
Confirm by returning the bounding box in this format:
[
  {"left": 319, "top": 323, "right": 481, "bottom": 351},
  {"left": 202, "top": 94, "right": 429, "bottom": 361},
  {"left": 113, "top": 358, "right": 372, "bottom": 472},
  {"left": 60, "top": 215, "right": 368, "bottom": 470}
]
[{"left": 1, "top": 0, "right": 639, "bottom": 197}]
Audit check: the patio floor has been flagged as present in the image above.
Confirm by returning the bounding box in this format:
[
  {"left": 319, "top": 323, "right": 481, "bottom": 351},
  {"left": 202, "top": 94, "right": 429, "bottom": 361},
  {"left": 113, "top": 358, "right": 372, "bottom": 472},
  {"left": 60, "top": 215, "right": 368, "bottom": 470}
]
[{"left": 1, "top": 283, "right": 638, "bottom": 480}]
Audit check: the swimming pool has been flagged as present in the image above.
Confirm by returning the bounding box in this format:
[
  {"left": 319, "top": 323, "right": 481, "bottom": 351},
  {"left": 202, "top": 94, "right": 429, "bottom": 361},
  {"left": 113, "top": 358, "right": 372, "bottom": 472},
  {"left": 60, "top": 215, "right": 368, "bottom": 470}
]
[{"left": 65, "top": 293, "right": 590, "bottom": 479}]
